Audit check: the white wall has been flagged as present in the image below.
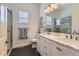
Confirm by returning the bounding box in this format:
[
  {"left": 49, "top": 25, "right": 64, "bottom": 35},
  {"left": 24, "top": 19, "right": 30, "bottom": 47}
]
[
  {"left": 7, "top": 3, "right": 40, "bottom": 48},
  {"left": 39, "top": 3, "right": 49, "bottom": 32},
  {"left": 72, "top": 4, "right": 79, "bottom": 33},
  {"left": 0, "top": 4, "right": 7, "bottom": 55},
  {"left": 60, "top": 5, "right": 72, "bottom": 18}
]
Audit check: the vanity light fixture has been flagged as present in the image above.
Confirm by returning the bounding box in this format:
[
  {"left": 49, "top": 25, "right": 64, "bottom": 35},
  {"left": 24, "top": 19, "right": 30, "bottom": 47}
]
[
  {"left": 44, "top": 9, "right": 50, "bottom": 13},
  {"left": 45, "top": 3, "right": 59, "bottom": 14},
  {"left": 47, "top": 6, "right": 54, "bottom": 11},
  {"left": 47, "top": 6, "right": 51, "bottom": 11},
  {"left": 50, "top": 8, "right": 53, "bottom": 11}
]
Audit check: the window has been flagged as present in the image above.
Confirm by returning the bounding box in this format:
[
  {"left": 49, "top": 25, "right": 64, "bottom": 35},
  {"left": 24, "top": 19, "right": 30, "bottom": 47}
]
[
  {"left": 46, "top": 16, "right": 52, "bottom": 25},
  {"left": 0, "top": 5, "right": 5, "bottom": 37},
  {"left": 19, "top": 11, "right": 29, "bottom": 24},
  {"left": 56, "top": 19, "right": 60, "bottom": 25}
]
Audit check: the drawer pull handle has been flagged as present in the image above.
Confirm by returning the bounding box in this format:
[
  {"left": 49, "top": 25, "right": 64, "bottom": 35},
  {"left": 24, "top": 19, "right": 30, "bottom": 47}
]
[{"left": 56, "top": 47, "right": 62, "bottom": 51}]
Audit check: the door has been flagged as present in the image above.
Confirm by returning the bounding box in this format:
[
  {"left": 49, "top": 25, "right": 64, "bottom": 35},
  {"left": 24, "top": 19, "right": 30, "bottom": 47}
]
[
  {"left": 7, "top": 8, "right": 13, "bottom": 54},
  {"left": 0, "top": 5, "right": 7, "bottom": 56}
]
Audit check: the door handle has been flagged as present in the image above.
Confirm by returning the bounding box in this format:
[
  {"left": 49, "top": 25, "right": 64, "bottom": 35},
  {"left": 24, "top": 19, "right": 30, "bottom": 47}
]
[{"left": 5, "top": 41, "right": 9, "bottom": 44}]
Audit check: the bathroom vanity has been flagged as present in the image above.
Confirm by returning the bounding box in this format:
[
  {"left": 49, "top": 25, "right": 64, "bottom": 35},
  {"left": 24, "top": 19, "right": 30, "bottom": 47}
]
[{"left": 37, "top": 32, "right": 79, "bottom": 56}]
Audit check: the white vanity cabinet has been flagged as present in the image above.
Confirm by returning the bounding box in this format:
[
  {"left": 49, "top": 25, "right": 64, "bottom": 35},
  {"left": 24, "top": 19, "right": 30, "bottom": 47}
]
[
  {"left": 37, "top": 36, "right": 46, "bottom": 56},
  {"left": 37, "top": 35, "right": 79, "bottom": 56},
  {"left": 51, "top": 42, "right": 76, "bottom": 56},
  {"left": 51, "top": 41, "right": 79, "bottom": 56},
  {"left": 37, "top": 36, "right": 43, "bottom": 55},
  {"left": 59, "top": 45, "right": 74, "bottom": 56},
  {"left": 37, "top": 36, "right": 40, "bottom": 53},
  {"left": 59, "top": 44, "right": 79, "bottom": 56},
  {"left": 37, "top": 35, "right": 60, "bottom": 56},
  {"left": 44, "top": 39, "right": 52, "bottom": 56},
  {"left": 37, "top": 36, "right": 52, "bottom": 56}
]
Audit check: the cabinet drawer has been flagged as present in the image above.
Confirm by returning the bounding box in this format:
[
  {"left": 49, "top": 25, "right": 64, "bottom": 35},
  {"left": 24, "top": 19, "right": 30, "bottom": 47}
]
[
  {"left": 60, "top": 44, "right": 79, "bottom": 56},
  {"left": 43, "top": 39, "right": 53, "bottom": 56}
]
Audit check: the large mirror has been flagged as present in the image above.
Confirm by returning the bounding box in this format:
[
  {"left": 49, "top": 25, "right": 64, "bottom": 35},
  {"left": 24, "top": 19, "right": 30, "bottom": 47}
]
[
  {"left": 54, "top": 16, "right": 72, "bottom": 34},
  {"left": 45, "top": 3, "right": 72, "bottom": 34}
]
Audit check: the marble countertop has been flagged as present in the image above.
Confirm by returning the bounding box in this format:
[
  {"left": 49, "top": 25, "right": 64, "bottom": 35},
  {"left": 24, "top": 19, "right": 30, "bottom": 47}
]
[{"left": 38, "top": 33, "right": 79, "bottom": 51}]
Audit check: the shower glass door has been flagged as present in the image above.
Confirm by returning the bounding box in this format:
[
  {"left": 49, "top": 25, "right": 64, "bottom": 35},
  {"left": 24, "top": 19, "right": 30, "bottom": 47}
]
[{"left": 7, "top": 8, "right": 13, "bottom": 54}]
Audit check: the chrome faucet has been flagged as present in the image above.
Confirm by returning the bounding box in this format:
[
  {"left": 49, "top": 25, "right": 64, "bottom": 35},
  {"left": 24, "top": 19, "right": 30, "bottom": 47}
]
[
  {"left": 70, "top": 34, "right": 73, "bottom": 39},
  {"left": 73, "top": 30, "right": 79, "bottom": 40},
  {"left": 75, "top": 36, "right": 78, "bottom": 40},
  {"left": 65, "top": 35, "right": 68, "bottom": 38}
]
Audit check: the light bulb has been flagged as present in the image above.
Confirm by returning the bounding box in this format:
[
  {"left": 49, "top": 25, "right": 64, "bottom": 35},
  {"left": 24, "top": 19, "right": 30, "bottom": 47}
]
[
  {"left": 44, "top": 9, "right": 50, "bottom": 13},
  {"left": 50, "top": 8, "right": 53, "bottom": 11},
  {"left": 46, "top": 10, "right": 50, "bottom": 13},
  {"left": 47, "top": 6, "right": 51, "bottom": 10},
  {"left": 51, "top": 4, "right": 54, "bottom": 8},
  {"left": 54, "top": 4, "right": 58, "bottom": 9},
  {"left": 44, "top": 9, "right": 47, "bottom": 12}
]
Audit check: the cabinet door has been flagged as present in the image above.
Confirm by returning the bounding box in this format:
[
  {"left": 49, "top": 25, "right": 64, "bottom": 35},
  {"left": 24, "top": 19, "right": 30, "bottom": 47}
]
[
  {"left": 60, "top": 45, "right": 77, "bottom": 56},
  {"left": 40, "top": 37, "right": 47, "bottom": 56},
  {"left": 46, "top": 39, "right": 52, "bottom": 56},
  {"left": 37, "top": 37, "right": 40, "bottom": 52},
  {"left": 37, "top": 36, "right": 51, "bottom": 56},
  {"left": 37, "top": 36, "right": 45, "bottom": 56},
  {"left": 52, "top": 41, "right": 59, "bottom": 56}
]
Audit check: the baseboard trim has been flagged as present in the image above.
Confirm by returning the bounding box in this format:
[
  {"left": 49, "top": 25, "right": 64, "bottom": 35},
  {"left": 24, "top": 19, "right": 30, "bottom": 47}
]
[
  {"left": 13, "top": 43, "right": 32, "bottom": 49},
  {"left": 7, "top": 47, "right": 13, "bottom": 56}
]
